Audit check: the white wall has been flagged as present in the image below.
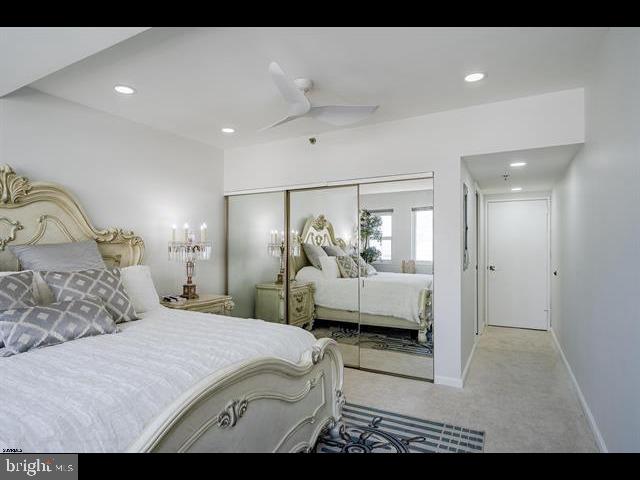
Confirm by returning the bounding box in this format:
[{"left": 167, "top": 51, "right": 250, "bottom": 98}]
[
  {"left": 225, "top": 89, "right": 585, "bottom": 386},
  {"left": 290, "top": 186, "right": 359, "bottom": 246},
  {"left": 551, "top": 28, "right": 640, "bottom": 452},
  {"left": 360, "top": 190, "right": 433, "bottom": 274},
  {"left": 0, "top": 88, "right": 225, "bottom": 296},
  {"left": 460, "top": 164, "right": 478, "bottom": 375}
]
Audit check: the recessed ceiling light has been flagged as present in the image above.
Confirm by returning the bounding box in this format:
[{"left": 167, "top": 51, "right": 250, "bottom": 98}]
[
  {"left": 511, "top": 187, "right": 523, "bottom": 192},
  {"left": 510, "top": 162, "right": 527, "bottom": 167},
  {"left": 221, "top": 127, "right": 235, "bottom": 134},
  {"left": 464, "top": 72, "right": 485, "bottom": 83},
  {"left": 114, "top": 85, "right": 135, "bottom": 95}
]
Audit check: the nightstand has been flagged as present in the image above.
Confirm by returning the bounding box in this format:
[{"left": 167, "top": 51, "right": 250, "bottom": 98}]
[
  {"left": 255, "top": 282, "right": 315, "bottom": 329},
  {"left": 161, "top": 294, "right": 235, "bottom": 316}
]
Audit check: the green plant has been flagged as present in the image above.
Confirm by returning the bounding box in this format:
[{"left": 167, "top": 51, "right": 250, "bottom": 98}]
[{"left": 359, "top": 209, "right": 382, "bottom": 264}]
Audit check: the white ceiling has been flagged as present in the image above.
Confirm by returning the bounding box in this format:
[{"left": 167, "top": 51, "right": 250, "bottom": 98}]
[
  {"left": 28, "top": 27, "right": 607, "bottom": 149},
  {"left": 0, "top": 27, "right": 149, "bottom": 97},
  {"left": 463, "top": 144, "right": 583, "bottom": 194}
]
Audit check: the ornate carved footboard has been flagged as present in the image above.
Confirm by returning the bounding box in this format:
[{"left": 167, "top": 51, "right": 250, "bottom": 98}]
[
  {"left": 418, "top": 289, "right": 433, "bottom": 344},
  {"left": 127, "top": 338, "right": 344, "bottom": 453}
]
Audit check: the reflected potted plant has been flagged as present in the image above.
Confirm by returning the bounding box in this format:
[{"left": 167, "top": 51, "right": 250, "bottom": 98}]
[{"left": 359, "top": 209, "right": 382, "bottom": 264}]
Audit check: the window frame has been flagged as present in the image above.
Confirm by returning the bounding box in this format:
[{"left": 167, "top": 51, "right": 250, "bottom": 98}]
[
  {"left": 368, "top": 209, "right": 393, "bottom": 263},
  {"left": 411, "top": 206, "right": 433, "bottom": 264}
]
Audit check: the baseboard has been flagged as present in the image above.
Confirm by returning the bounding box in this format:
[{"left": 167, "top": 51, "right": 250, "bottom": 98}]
[
  {"left": 550, "top": 328, "right": 608, "bottom": 452},
  {"left": 461, "top": 339, "right": 478, "bottom": 387},
  {"left": 434, "top": 339, "right": 478, "bottom": 389},
  {"left": 434, "top": 375, "right": 463, "bottom": 388}
]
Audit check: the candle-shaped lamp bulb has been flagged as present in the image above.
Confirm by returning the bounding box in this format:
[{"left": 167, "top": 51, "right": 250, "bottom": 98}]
[
  {"left": 201, "top": 223, "right": 207, "bottom": 242},
  {"left": 172, "top": 224, "right": 176, "bottom": 242}
]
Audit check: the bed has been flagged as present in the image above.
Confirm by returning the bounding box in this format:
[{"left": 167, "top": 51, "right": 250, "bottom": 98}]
[
  {"left": 292, "top": 215, "right": 433, "bottom": 344},
  {"left": 0, "top": 165, "right": 344, "bottom": 453}
]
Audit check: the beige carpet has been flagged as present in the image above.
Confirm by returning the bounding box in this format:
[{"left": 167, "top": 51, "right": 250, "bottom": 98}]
[{"left": 342, "top": 326, "right": 598, "bottom": 452}]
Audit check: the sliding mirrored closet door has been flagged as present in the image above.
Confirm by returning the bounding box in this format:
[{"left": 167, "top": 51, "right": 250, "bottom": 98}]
[
  {"left": 358, "top": 178, "right": 434, "bottom": 380},
  {"left": 227, "top": 192, "right": 287, "bottom": 321},
  {"left": 289, "top": 186, "right": 360, "bottom": 368}
]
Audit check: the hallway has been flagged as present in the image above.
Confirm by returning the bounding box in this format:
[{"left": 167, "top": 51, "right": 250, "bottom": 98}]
[{"left": 343, "top": 326, "right": 598, "bottom": 452}]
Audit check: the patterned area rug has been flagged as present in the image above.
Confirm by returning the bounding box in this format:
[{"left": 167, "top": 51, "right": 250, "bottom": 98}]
[
  {"left": 314, "top": 323, "right": 433, "bottom": 357},
  {"left": 314, "top": 403, "right": 484, "bottom": 453}
]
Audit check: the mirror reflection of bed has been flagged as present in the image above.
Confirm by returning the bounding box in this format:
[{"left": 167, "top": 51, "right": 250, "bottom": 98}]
[{"left": 290, "top": 179, "right": 434, "bottom": 380}]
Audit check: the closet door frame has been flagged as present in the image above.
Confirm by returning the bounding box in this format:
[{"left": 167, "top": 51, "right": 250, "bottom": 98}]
[{"left": 225, "top": 171, "right": 434, "bottom": 380}]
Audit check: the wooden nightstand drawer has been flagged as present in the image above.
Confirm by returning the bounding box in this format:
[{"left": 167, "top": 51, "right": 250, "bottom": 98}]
[
  {"left": 255, "top": 282, "right": 315, "bottom": 329},
  {"left": 161, "top": 294, "right": 234, "bottom": 316},
  {"left": 289, "top": 286, "right": 313, "bottom": 325}
]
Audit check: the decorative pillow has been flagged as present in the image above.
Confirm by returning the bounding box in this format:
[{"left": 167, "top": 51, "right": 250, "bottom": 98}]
[
  {"left": 0, "top": 271, "right": 36, "bottom": 310},
  {"left": 42, "top": 268, "right": 138, "bottom": 323},
  {"left": 0, "top": 270, "right": 54, "bottom": 306},
  {"left": 0, "top": 271, "right": 37, "bottom": 348},
  {"left": 335, "top": 256, "right": 360, "bottom": 278},
  {"left": 303, "top": 243, "right": 328, "bottom": 269},
  {"left": 10, "top": 240, "right": 106, "bottom": 272},
  {"left": 366, "top": 262, "right": 378, "bottom": 276},
  {"left": 119, "top": 265, "right": 160, "bottom": 314},
  {"left": 0, "top": 296, "right": 117, "bottom": 356},
  {"left": 322, "top": 245, "right": 347, "bottom": 257},
  {"left": 319, "top": 256, "right": 340, "bottom": 278},
  {"left": 350, "top": 255, "right": 374, "bottom": 277}
]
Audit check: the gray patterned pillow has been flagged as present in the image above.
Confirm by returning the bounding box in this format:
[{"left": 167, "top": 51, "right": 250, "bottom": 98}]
[
  {"left": 351, "top": 255, "right": 375, "bottom": 277},
  {"left": 335, "top": 256, "right": 359, "bottom": 278},
  {"left": 42, "top": 268, "right": 138, "bottom": 323},
  {"left": 0, "top": 271, "right": 36, "bottom": 310},
  {"left": 0, "top": 296, "right": 117, "bottom": 356},
  {"left": 303, "top": 243, "right": 328, "bottom": 269}
]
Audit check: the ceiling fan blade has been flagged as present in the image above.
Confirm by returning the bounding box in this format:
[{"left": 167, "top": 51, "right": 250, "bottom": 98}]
[
  {"left": 268, "top": 62, "right": 310, "bottom": 116},
  {"left": 308, "top": 105, "right": 379, "bottom": 126},
  {"left": 258, "top": 114, "right": 301, "bottom": 132}
]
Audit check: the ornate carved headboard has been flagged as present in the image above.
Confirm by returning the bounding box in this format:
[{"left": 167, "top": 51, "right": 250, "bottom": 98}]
[
  {"left": 0, "top": 165, "right": 144, "bottom": 271},
  {"left": 290, "top": 214, "right": 347, "bottom": 274}
]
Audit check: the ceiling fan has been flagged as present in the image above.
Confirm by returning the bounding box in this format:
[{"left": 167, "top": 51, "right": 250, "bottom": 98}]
[{"left": 260, "top": 61, "right": 379, "bottom": 131}]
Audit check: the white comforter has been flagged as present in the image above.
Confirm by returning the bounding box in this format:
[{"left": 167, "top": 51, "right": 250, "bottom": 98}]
[
  {"left": 296, "top": 268, "right": 432, "bottom": 324},
  {"left": 0, "top": 307, "right": 316, "bottom": 453}
]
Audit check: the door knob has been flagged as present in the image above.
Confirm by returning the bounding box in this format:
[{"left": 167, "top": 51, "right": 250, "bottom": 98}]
[{"left": 488, "top": 265, "right": 496, "bottom": 271}]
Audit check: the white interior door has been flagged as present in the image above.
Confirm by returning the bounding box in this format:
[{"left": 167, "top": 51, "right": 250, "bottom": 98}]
[{"left": 487, "top": 199, "right": 549, "bottom": 330}]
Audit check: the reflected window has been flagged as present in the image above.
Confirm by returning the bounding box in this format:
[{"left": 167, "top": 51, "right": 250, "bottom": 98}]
[
  {"left": 370, "top": 210, "right": 392, "bottom": 261},
  {"left": 412, "top": 207, "right": 433, "bottom": 262}
]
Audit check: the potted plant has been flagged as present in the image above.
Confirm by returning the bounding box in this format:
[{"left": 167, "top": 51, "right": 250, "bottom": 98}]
[{"left": 359, "top": 209, "right": 382, "bottom": 264}]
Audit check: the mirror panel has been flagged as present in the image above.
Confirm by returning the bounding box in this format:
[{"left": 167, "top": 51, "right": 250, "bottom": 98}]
[
  {"left": 227, "top": 192, "right": 285, "bottom": 321},
  {"left": 289, "top": 186, "right": 360, "bottom": 368},
  {"left": 358, "top": 177, "right": 434, "bottom": 380}
]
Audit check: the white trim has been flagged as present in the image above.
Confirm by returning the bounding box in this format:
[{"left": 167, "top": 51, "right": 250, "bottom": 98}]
[
  {"left": 550, "top": 328, "right": 608, "bottom": 452},
  {"left": 484, "top": 196, "right": 551, "bottom": 331},
  {"left": 461, "top": 338, "right": 478, "bottom": 387},
  {"left": 224, "top": 171, "right": 434, "bottom": 196},
  {"left": 434, "top": 375, "right": 463, "bottom": 388}
]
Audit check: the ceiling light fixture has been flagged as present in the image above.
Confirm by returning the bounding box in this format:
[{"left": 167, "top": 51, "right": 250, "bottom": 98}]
[
  {"left": 114, "top": 85, "right": 135, "bottom": 95},
  {"left": 510, "top": 162, "right": 527, "bottom": 167},
  {"left": 464, "top": 72, "right": 485, "bottom": 83},
  {"left": 221, "top": 127, "right": 235, "bottom": 134},
  {"left": 511, "top": 187, "right": 523, "bottom": 192}
]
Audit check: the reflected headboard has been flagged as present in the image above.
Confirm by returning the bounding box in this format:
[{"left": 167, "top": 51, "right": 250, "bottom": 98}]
[
  {"left": 290, "top": 214, "right": 347, "bottom": 275},
  {"left": 0, "top": 165, "right": 144, "bottom": 271}
]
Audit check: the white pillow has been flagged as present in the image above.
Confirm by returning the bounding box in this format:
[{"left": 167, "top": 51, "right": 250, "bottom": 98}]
[
  {"left": 319, "top": 256, "right": 340, "bottom": 279},
  {"left": 119, "top": 265, "right": 160, "bottom": 314},
  {"left": 295, "top": 265, "right": 325, "bottom": 284}
]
